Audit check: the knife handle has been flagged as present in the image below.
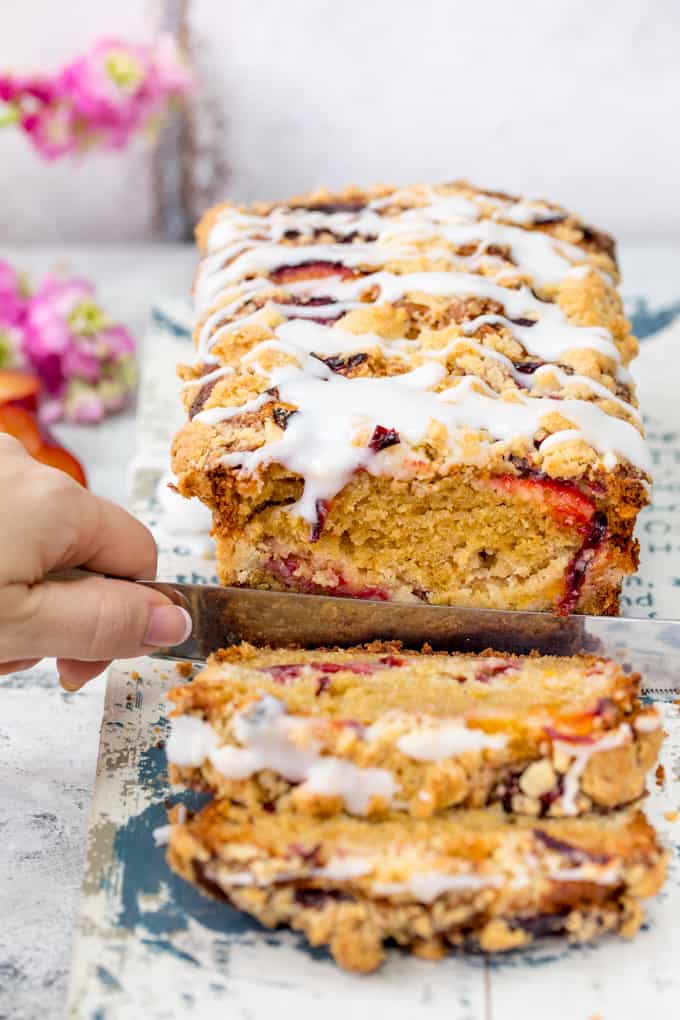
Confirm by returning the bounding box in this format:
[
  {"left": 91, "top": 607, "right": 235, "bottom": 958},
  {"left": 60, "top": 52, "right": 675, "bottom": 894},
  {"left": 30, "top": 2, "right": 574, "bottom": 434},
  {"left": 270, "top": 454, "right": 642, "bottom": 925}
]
[{"left": 45, "top": 568, "right": 191, "bottom": 612}]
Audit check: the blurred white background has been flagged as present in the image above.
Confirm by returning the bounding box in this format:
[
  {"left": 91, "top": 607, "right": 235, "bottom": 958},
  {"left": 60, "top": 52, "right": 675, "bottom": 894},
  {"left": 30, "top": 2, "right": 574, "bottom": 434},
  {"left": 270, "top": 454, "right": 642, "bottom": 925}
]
[{"left": 2, "top": 0, "right": 679, "bottom": 242}]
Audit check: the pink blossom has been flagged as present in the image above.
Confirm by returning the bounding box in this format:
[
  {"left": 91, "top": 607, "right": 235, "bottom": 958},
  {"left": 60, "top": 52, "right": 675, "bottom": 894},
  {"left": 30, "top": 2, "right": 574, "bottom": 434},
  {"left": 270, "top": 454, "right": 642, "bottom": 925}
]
[
  {"left": 38, "top": 398, "right": 64, "bottom": 426},
  {"left": 98, "top": 378, "right": 130, "bottom": 413},
  {"left": 3, "top": 259, "right": 137, "bottom": 422},
  {"left": 61, "top": 343, "right": 102, "bottom": 383},
  {"left": 144, "top": 35, "right": 195, "bottom": 100},
  {"left": 24, "top": 280, "right": 79, "bottom": 368},
  {"left": 24, "top": 274, "right": 95, "bottom": 374},
  {"left": 20, "top": 103, "right": 78, "bottom": 160},
  {"left": 98, "top": 323, "right": 135, "bottom": 357},
  {"left": 1, "top": 35, "right": 194, "bottom": 160},
  {"left": 34, "top": 275, "right": 94, "bottom": 316},
  {"left": 64, "top": 384, "right": 107, "bottom": 424},
  {"left": 0, "top": 74, "right": 56, "bottom": 105},
  {"left": 57, "top": 38, "right": 148, "bottom": 145},
  {"left": 0, "top": 260, "right": 28, "bottom": 328}
]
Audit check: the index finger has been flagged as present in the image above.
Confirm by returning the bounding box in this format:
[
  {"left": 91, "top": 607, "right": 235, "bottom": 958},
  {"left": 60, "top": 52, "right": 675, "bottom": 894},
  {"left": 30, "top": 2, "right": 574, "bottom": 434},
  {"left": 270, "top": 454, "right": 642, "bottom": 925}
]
[{"left": 57, "top": 480, "right": 158, "bottom": 580}]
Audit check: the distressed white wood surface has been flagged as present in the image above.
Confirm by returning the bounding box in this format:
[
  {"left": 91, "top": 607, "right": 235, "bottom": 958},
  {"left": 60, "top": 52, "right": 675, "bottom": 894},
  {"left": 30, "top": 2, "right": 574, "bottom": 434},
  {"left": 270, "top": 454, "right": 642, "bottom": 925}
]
[{"left": 1, "top": 243, "right": 678, "bottom": 1020}]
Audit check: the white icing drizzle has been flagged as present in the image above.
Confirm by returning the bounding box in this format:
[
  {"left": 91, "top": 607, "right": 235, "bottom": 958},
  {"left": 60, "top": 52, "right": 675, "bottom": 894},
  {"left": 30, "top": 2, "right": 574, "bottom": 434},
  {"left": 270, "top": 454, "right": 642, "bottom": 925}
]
[
  {"left": 274, "top": 318, "right": 415, "bottom": 360},
  {"left": 167, "top": 698, "right": 398, "bottom": 814},
  {"left": 633, "top": 712, "right": 661, "bottom": 733},
  {"left": 207, "top": 362, "right": 649, "bottom": 522},
  {"left": 165, "top": 715, "right": 219, "bottom": 767},
  {"left": 208, "top": 862, "right": 499, "bottom": 900},
  {"left": 182, "top": 364, "right": 233, "bottom": 389},
  {"left": 211, "top": 870, "right": 258, "bottom": 887},
  {"left": 221, "top": 316, "right": 635, "bottom": 432},
  {"left": 152, "top": 804, "right": 188, "bottom": 848},
  {"left": 549, "top": 865, "right": 621, "bottom": 885},
  {"left": 371, "top": 872, "right": 500, "bottom": 902},
  {"left": 195, "top": 281, "right": 271, "bottom": 361},
  {"left": 152, "top": 824, "right": 172, "bottom": 847},
  {"left": 197, "top": 267, "right": 623, "bottom": 371},
  {"left": 555, "top": 724, "right": 631, "bottom": 815},
  {"left": 313, "top": 857, "right": 372, "bottom": 880},
  {"left": 195, "top": 392, "right": 273, "bottom": 426},
  {"left": 208, "top": 857, "right": 373, "bottom": 890},
  {"left": 300, "top": 758, "right": 397, "bottom": 814},
  {"left": 396, "top": 722, "right": 507, "bottom": 761},
  {"left": 188, "top": 186, "right": 647, "bottom": 514},
  {"left": 209, "top": 855, "right": 622, "bottom": 898},
  {"left": 195, "top": 240, "right": 405, "bottom": 307},
  {"left": 200, "top": 187, "right": 594, "bottom": 305}
]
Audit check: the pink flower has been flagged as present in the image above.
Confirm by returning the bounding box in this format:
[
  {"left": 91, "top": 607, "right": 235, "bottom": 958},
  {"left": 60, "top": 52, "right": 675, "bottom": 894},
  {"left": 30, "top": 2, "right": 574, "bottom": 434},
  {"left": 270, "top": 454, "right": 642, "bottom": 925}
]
[
  {"left": 98, "top": 378, "right": 130, "bottom": 414},
  {"left": 38, "top": 397, "right": 65, "bottom": 426},
  {"left": 21, "top": 102, "right": 78, "bottom": 160},
  {"left": 23, "top": 278, "right": 95, "bottom": 394},
  {"left": 98, "top": 323, "right": 135, "bottom": 357},
  {"left": 0, "top": 74, "right": 56, "bottom": 105},
  {"left": 57, "top": 38, "right": 147, "bottom": 145},
  {"left": 0, "top": 256, "right": 137, "bottom": 422},
  {"left": 64, "top": 383, "right": 107, "bottom": 424},
  {"left": 61, "top": 343, "right": 102, "bottom": 383},
  {"left": 34, "top": 275, "right": 94, "bottom": 316},
  {"left": 144, "top": 35, "right": 195, "bottom": 101},
  {"left": 0, "top": 260, "right": 28, "bottom": 328},
  {"left": 1, "top": 35, "right": 194, "bottom": 160},
  {"left": 24, "top": 274, "right": 96, "bottom": 372}
]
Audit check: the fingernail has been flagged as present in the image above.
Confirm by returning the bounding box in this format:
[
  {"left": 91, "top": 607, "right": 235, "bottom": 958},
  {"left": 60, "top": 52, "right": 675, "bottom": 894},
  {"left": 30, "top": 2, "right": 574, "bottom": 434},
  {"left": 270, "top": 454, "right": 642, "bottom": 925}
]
[
  {"left": 60, "top": 675, "right": 84, "bottom": 693},
  {"left": 144, "top": 605, "right": 193, "bottom": 648}
]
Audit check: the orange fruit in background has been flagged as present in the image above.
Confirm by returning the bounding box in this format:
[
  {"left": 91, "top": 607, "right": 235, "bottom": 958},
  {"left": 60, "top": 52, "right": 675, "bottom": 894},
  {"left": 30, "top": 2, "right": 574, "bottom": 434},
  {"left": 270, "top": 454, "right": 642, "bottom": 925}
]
[
  {"left": 0, "top": 402, "right": 88, "bottom": 487},
  {"left": 0, "top": 404, "right": 43, "bottom": 455},
  {"left": 0, "top": 369, "right": 40, "bottom": 414}
]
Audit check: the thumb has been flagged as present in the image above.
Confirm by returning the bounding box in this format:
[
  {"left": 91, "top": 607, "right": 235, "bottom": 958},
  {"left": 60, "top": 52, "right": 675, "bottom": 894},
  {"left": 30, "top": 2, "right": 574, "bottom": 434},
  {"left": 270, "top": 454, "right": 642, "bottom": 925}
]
[{"left": 6, "top": 576, "right": 192, "bottom": 662}]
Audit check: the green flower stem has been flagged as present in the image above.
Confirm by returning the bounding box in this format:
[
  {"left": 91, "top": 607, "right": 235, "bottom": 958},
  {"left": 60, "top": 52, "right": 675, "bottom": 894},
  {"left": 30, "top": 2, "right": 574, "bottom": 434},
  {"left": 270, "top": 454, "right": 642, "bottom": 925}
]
[{"left": 0, "top": 103, "right": 20, "bottom": 128}]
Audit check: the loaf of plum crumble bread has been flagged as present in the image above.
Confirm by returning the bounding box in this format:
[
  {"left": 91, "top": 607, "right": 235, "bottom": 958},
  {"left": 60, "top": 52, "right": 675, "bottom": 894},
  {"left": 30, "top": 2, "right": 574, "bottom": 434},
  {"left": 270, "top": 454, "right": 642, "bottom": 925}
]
[
  {"left": 172, "top": 180, "right": 650, "bottom": 614},
  {"left": 165, "top": 643, "right": 662, "bottom": 820},
  {"left": 166, "top": 800, "right": 666, "bottom": 973}
]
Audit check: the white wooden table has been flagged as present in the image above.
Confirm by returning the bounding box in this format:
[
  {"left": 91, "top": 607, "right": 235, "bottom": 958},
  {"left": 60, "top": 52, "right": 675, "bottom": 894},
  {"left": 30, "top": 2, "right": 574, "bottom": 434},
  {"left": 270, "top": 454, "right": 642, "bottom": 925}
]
[{"left": 1, "top": 243, "right": 679, "bottom": 1020}]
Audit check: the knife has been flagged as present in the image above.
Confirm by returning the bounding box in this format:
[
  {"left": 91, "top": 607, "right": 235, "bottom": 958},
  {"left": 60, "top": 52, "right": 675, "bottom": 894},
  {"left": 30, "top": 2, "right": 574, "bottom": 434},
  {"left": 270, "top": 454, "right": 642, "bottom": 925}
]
[
  {"left": 141, "top": 581, "right": 680, "bottom": 697},
  {"left": 46, "top": 571, "right": 680, "bottom": 695}
]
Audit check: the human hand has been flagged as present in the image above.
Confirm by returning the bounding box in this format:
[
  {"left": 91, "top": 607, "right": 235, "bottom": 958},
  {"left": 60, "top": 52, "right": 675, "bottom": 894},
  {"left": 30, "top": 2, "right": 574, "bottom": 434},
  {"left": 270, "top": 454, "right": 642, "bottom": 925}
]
[{"left": 0, "top": 435, "right": 192, "bottom": 690}]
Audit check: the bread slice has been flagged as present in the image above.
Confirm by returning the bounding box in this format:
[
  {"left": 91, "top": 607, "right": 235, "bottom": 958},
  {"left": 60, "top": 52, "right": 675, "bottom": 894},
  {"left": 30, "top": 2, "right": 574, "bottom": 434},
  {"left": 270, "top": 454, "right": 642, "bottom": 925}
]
[
  {"left": 166, "top": 800, "right": 666, "bottom": 973},
  {"left": 166, "top": 642, "right": 661, "bottom": 819}
]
